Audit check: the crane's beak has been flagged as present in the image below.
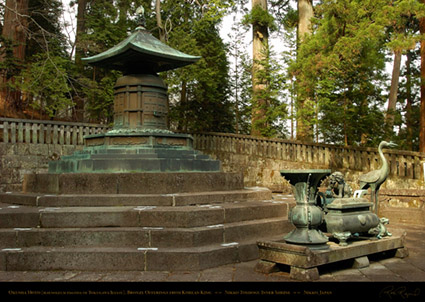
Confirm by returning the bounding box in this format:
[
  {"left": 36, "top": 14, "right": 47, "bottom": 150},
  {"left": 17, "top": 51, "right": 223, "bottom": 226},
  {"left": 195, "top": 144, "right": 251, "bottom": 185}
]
[{"left": 388, "top": 141, "right": 397, "bottom": 148}]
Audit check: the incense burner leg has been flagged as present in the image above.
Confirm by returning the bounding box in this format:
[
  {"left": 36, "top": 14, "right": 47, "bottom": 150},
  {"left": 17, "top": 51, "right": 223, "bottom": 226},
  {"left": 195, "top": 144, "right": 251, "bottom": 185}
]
[{"left": 333, "top": 231, "right": 351, "bottom": 246}]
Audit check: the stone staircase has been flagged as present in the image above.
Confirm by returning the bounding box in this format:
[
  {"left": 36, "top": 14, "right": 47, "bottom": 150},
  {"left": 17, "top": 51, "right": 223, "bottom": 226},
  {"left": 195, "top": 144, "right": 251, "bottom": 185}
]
[{"left": 0, "top": 188, "right": 294, "bottom": 272}]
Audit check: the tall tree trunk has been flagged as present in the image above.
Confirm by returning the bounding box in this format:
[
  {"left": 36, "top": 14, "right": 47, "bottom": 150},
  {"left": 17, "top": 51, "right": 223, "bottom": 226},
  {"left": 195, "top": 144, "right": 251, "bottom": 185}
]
[
  {"left": 296, "top": 0, "right": 314, "bottom": 141},
  {"left": 297, "top": 0, "right": 313, "bottom": 43},
  {"left": 386, "top": 50, "right": 402, "bottom": 128},
  {"left": 73, "top": 0, "right": 88, "bottom": 122},
  {"left": 251, "top": 0, "right": 269, "bottom": 136},
  {"left": 405, "top": 51, "right": 413, "bottom": 150},
  {"left": 0, "top": 0, "right": 28, "bottom": 112},
  {"left": 234, "top": 49, "right": 240, "bottom": 134},
  {"left": 155, "top": 0, "right": 166, "bottom": 43},
  {"left": 420, "top": 2, "right": 425, "bottom": 153},
  {"left": 75, "top": 0, "right": 87, "bottom": 69}
]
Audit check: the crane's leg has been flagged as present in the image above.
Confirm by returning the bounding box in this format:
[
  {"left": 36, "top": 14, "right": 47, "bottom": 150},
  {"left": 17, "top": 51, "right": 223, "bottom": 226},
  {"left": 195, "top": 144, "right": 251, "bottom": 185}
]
[
  {"left": 374, "top": 190, "right": 379, "bottom": 215},
  {"left": 371, "top": 187, "right": 377, "bottom": 213}
]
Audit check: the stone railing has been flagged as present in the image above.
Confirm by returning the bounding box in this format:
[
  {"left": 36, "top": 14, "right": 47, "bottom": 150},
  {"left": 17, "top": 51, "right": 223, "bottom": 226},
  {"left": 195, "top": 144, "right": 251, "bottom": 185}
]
[
  {"left": 191, "top": 132, "right": 425, "bottom": 182},
  {"left": 0, "top": 118, "right": 108, "bottom": 145}
]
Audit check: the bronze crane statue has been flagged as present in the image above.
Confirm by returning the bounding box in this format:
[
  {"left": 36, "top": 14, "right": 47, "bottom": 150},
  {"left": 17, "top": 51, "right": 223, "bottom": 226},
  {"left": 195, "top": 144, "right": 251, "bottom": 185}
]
[{"left": 358, "top": 141, "right": 397, "bottom": 214}]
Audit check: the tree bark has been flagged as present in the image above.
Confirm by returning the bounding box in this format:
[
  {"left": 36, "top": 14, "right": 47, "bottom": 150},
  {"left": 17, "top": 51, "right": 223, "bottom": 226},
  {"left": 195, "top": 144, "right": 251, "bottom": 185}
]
[
  {"left": 297, "top": 0, "right": 313, "bottom": 43},
  {"left": 296, "top": 0, "right": 314, "bottom": 141},
  {"left": 251, "top": 0, "right": 269, "bottom": 136},
  {"left": 405, "top": 51, "right": 413, "bottom": 150},
  {"left": 0, "top": 0, "right": 29, "bottom": 111},
  {"left": 386, "top": 50, "right": 402, "bottom": 128},
  {"left": 75, "top": 0, "right": 87, "bottom": 69},
  {"left": 420, "top": 2, "right": 425, "bottom": 153},
  {"left": 73, "top": 0, "right": 88, "bottom": 122},
  {"left": 155, "top": 0, "right": 166, "bottom": 43}
]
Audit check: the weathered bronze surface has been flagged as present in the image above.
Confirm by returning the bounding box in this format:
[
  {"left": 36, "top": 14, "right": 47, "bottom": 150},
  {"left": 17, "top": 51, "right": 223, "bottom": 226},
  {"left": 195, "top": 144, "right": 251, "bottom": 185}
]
[
  {"left": 280, "top": 169, "right": 331, "bottom": 249},
  {"left": 112, "top": 74, "right": 168, "bottom": 131},
  {"left": 358, "top": 141, "right": 397, "bottom": 213},
  {"left": 82, "top": 26, "right": 200, "bottom": 74},
  {"left": 324, "top": 198, "right": 380, "bottom": 245},
  {"left": 257, "top": 142, "right": 407, "bottom": 279},
  {"left": 82, "top": 21, "right": 200, "bottom": 135},
  {"left": 48, "top": 11, "right": 218, "bottom": 174}
]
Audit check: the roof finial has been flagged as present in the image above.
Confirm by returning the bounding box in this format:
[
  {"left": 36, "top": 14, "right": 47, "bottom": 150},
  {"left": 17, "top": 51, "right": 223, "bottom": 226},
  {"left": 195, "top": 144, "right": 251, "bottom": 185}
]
[{"left": 135, "top": 5, "right": 146, "bottom": 29}]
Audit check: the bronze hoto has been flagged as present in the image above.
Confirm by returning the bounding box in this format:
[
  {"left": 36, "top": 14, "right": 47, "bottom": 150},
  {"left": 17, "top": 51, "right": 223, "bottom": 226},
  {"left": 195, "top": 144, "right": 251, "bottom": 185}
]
[
  {"left": 48, "top": 11, "right": 220, "bottom": 173},
  {"left": 81, "top": 20, "right": 201, "bottom": 149}
]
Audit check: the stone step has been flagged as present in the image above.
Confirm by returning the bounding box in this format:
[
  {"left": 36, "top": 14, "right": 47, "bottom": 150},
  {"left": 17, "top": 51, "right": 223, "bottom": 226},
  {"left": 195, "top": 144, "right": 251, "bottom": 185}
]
[
  {"left": 0, "top": 217, "right": 292, "bottom": 249},
  {"left": 0, "top": 201, "right": 290, "bottom": 229},
  {"left": 0, "top": 237, "right": 285, "bottom": 271},
  {"left": 22, "top": 172, "right": 244, "bottom": 195},
  {"left": 0, "top": 188, "right": 273, "bottom": 207}
]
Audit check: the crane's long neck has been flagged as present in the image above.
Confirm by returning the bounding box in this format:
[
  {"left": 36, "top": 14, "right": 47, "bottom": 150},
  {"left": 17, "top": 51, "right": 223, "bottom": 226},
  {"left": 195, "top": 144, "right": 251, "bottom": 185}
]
[{"left": 378, "top": 142, "right": 388, "bottom": 175}]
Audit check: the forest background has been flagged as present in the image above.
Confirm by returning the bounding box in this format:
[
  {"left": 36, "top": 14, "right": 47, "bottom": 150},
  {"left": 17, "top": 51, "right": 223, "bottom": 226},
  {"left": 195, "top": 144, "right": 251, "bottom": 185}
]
[{"left": 1, "top": 0, "right": 425, "bottom": 153}]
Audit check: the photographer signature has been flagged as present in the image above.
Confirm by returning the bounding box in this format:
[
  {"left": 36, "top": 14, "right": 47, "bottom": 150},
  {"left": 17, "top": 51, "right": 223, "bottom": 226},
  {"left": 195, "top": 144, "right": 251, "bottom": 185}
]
[{"left": 379, "top": 286, "right": 421, "bottom": 299}]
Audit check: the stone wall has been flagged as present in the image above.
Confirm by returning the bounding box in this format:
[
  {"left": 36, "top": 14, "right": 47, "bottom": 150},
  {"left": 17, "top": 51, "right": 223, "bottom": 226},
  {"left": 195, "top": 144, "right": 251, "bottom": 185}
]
[
  {"left": 0, "top": 143, "right": 83, "bottom": 192},
  {"left": 0, "top": 118, "right": 108, "bottom": 192},
  {"left": 379, "top": 189, "right": 425, "bottom": 226},
  {"left": 191, "top": 132, "right": 425, "bottom": 192}
]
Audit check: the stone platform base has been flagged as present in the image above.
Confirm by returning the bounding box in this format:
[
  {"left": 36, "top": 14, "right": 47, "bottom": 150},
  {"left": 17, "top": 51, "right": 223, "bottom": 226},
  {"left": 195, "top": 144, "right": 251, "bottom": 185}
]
[{"left": 255, "top": 230, "right": 407, "bottom": 281}]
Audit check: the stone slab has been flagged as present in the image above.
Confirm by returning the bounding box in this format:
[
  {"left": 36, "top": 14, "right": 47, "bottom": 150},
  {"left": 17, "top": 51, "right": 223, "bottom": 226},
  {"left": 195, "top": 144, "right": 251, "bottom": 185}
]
[
  {"left": 256, "top": 230, "right": 406, "bottom": 280},
  {"left": 22, "top": 172, "right": 244, "bottom": 195},
  {"left": 11, "top": 227, "right": 150, "bottom": 248},
  {"left": 0, "top": 188, "right": 272, "bottom": 207},
  {"left": 2, "top": 247, "right": 146, "bottom": 271},
  {"left": 0, "top": 200, "right": 289, "bottom": 229},
  {"left": 352, "top": 256, "right": 370, "bottom": 268},
  {"left": 0, "top": 218, "right": 291, "bottom": 249},
  {"left": 0, "top": 239, "right": 279, "bottom": 272}
]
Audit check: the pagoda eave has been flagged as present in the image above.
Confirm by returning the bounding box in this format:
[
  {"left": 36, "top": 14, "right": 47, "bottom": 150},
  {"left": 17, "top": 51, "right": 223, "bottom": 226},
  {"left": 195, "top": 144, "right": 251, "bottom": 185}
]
[{"left": 81, "top": 29, "right": 201, "bottom": 73}]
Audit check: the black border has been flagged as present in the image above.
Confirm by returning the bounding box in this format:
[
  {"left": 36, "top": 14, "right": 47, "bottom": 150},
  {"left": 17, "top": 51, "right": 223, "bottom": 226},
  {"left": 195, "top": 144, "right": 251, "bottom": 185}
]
[{"left": 1, "top": 282, "right": 424, "bottom": 300}]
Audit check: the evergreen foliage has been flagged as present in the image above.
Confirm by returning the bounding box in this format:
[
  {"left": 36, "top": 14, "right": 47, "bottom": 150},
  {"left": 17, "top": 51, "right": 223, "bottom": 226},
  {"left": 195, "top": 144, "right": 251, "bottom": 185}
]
[
  {"left": 161, "top": 0, "right": 234, "bottom": 133},
  {"left": 287, "top": 0, "right": 425, "bottom": 147}
]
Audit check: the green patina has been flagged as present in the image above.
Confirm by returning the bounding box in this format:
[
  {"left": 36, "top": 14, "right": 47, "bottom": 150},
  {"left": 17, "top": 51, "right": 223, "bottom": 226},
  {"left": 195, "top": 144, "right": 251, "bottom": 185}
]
[
  {"left": 49, "top": 10, "right": 219, "bottom": 174},
  {"left": 82, "top": 26, "right": 200, "bottom": 74}
]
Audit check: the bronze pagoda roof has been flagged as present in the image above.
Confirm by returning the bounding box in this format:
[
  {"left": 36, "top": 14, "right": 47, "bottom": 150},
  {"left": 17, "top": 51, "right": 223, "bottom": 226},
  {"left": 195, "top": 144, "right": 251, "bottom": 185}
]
[{"left": 82, "top": 27, "right": 201, "bottom": 74}]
